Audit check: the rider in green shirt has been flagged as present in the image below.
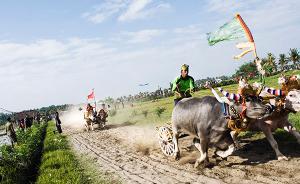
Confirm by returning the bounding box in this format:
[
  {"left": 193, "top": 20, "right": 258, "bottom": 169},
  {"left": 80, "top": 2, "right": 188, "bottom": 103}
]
[{"left": 172, "top": 64, "right": 195, "bottom": 105}]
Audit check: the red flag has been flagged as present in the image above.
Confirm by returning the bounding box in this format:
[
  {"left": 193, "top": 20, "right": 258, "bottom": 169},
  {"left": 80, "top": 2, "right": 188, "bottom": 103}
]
[{"left": 87, "top": 90, "right": 94, "bottom": 99}]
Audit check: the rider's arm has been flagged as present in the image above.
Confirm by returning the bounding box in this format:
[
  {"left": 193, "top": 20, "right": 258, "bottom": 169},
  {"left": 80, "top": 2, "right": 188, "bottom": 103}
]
[
  {"left": 172, "top": 77, "right": 180, "bottom": 92},
  {"left": 189, "top": 76, "right": 195, "bottom": 92}
]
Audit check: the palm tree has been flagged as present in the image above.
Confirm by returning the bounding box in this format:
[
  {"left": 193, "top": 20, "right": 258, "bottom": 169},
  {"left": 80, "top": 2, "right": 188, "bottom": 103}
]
[
  {"left": 278, "top": 54, "right": 288, "bottom": 72},
  {"left": 264, "top": 53, "right": 277, "bottom": 74},
  {"left": 289, "top": 48, "right": 300, "bottom": 69}
]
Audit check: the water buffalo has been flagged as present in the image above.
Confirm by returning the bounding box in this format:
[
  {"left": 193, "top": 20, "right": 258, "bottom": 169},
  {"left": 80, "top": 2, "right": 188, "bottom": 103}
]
[
  {"left": 84, "top": 110, "right": 95, "bottom": 131},
  {"left": 172, "top": 96, "right": 271, "bottom": 168},
  {"left": 232, "top": 89, "right": 300, "bottom": 161}
]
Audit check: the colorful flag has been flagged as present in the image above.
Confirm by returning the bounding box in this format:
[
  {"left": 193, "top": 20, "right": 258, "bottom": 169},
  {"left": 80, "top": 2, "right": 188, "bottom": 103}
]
[
  {"left": 87, "top": 89, "right": 94, "bottom": 99},
  {"left": 207, "top": 14, "right": 257, "bottom": 59}
]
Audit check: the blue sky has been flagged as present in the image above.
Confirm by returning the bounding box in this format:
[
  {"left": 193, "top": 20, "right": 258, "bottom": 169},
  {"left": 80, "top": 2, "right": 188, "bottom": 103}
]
[{"left": 0, "top": 0, "right": 299, "bottom": 111}]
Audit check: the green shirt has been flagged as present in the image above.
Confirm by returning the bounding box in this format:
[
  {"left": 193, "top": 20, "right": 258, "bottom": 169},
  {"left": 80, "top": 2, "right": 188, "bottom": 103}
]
[{"left": 172, "top": 75, "right": 195, "bottom": 98}]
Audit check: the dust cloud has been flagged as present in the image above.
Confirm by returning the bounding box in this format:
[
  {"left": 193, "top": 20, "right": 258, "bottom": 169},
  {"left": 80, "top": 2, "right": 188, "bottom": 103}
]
[{"left": 60, "top": 106, "right": 85, "bottom": 130}]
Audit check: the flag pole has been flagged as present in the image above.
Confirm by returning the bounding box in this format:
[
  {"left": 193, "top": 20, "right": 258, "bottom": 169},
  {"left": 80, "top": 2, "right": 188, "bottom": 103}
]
[
  {"left": 93, "top": 88, "right": 97, "bottom": 112},
  {"left": 235, "top": 14, "right": 258, "bottom": 59}
]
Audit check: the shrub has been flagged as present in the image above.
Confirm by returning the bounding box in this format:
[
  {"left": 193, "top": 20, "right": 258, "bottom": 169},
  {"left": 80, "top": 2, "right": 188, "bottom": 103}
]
[
  {"left": 0, "top": 123, "right": 47, "bottom": 184},
  {"left": 131, "top": 110, "right": 137, "bottom": 117},
  {"left": 142, "top": 110, "right": 148, "bottom": 117},
  {"left": 155, "top": 107, "right": 166, "bottom": 117}
]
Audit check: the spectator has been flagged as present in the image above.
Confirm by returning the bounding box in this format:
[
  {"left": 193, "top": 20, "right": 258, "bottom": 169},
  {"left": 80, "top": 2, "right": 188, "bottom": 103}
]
[
  {"left": 24, "top": 114, "right": 32, "bottom": 128},
  {"left": 5, "top": 117, "right": 17, "bottom": 147},
  {"left": 54, "top": 111, "right": 62, "bottom": 134}
]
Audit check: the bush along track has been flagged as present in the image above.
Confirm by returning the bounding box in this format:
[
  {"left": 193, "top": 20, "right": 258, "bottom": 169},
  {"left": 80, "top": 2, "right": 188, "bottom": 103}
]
[
  {"left": 36, "top": 121, "right": 91, "bottom": 184},
  {"left": 0, "top": 123, "right": 47, "bottom": 184}
]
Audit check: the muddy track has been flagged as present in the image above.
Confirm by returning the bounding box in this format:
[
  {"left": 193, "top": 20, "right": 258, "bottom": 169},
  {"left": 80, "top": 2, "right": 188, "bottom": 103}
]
[{"left": 67, "top": 125, "right": 300, "bottom": 184}]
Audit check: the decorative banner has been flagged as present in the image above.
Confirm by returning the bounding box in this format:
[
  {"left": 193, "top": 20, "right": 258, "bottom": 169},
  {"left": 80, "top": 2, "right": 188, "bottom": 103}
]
[
  {"left": 207, "top": 14, "right": 257, "bottom": 59},
  {"left": 87, "top": 89, "right": 97, "bottom": 111},
  {"left": 208, "top": 14, "right": 267, "bottom": 83}
]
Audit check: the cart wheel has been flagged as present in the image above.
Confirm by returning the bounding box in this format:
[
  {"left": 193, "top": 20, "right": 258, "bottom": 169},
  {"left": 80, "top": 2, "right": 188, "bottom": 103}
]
[{"left": 157, "top": 126, "right": 176, "bottom": 157}]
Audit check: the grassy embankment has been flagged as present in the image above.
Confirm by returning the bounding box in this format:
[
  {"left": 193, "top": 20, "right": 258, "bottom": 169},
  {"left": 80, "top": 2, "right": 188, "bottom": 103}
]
[
  {"left": 109, "top": 70, "right": 300, "bottom": 130},
  {"left": 0, "top": 123, "right": 47, "bottom": 184},
  {"left": 36, "top": 121, "right": 114, "bottom": 184}
]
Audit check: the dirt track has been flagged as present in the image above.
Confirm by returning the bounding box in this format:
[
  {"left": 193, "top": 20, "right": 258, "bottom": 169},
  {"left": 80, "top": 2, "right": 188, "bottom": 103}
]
[{"left": 67, "top": 123, "right": 300, "bottom": 184}]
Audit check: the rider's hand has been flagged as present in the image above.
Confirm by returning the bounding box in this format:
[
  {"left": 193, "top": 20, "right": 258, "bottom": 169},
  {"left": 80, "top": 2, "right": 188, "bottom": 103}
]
[{"left": 175, "top": 91, "right": 182, "bottom": 98}]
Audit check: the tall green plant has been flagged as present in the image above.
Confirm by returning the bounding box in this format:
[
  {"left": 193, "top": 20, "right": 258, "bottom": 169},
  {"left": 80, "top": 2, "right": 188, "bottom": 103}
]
[{"left": 289, "top": 48, "right": 300, "bottom": 69}]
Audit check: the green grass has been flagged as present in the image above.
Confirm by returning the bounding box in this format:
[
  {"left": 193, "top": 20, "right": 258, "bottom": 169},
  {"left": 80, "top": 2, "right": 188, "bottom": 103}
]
[
  {"left": 289, "top": 113, "right": 300, "bottom": 130},
  {"left": 108, "top": 70, "right": 300, "bottom": 130},
  {"left": 36, "top": 121, "right": 112, "bottom": 184},
  {"left": 36, "top": 122, "right": 89, "bottom": 184},
  {"left": 77, "top": 156, "right": 121, "bottom": 184},
  {"left": 0, "top": 123, "right": 47, "bottom": 184}
]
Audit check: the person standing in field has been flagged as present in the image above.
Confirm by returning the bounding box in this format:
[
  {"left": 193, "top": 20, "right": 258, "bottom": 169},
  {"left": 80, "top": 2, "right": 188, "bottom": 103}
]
[
  {"left": 24, "top": 114, "right": 32, "bottom": 129},
  {"left": 54, "top": 111, "right": 62, "bottom": 134},
  {"left": 172, "top": 64, "right": 195, "bottom": 105},
  {"left": 5, "top": 117, "right": 17, "bottom": 147}
]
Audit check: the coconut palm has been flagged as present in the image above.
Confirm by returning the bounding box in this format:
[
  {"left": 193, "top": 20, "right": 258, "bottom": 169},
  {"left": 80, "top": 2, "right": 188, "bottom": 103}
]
[
  {"left": 262, "top": 53, "right": 276, "bottom": 75},
  {"left": 289, "top": 48, "right": 300, "bottom": 69},
  {"left": 278, "top": 54, "right": 288, "bottom": 71}
]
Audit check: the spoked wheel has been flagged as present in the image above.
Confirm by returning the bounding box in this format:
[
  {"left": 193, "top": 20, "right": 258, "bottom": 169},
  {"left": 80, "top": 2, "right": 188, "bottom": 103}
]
[{"left": 157, "top": 126, "right": 176, "bottom": 157}]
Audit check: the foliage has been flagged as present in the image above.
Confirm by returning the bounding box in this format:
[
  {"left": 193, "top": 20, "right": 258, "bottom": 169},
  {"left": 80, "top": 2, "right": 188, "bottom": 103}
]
[
  {"left": 264, "top": 53, "right": 277, "bottom": 74},
  {"left": 131, "top": 110, "right": 138, "bottom": 117},
  {"left": 233, "top": 61, "right": 258, "bottom": 79},
  {"left": 155, "top": 107, "right": 166, "bottom": 118},
  {"left": 109, "top": 109, "right": 117, "bottom": 117},
  {"left": 0, "top": 123, "right": 47, "bottom": 184},
  {"left": 36, "top": 122, "right": 92, "bottom": 184},
  {"left": 142, "top": 110, "right": 148, "bottom": 118},
  {"left": 289, "top": 113, "right": 300, "bottom": 131},
  {"left": 0, "top": 113, "right": 10, "bottom": 126},
  {"left": 289, "top": 48, "right": 300, "bottom": 69},
  {"left": 38, "top": 104, "right": 69, "bottom": 116},
  {"left": 103, "top": 97, "right": 114, "bottom": 104},
  {"left": 278, "top": 54, "right": 288, "bottom": 72}
]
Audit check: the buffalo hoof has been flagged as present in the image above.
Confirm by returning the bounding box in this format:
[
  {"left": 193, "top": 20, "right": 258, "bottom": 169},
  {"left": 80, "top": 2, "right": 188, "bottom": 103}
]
[
  {"left": 194, "top": 160, "right": 201, "bottom": 169},
  {"left": 215, "top": 150, "right": 227, "bottom": 158},
  {"left": 278, "top": 156, "right": 288, "bottom": 161},
  {"left": 174, "top": 152, "right": 180, "bottom": 160}
]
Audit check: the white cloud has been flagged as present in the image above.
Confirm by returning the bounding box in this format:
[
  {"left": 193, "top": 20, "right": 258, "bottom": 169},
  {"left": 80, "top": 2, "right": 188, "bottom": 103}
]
[
  {"left": 82, "top": 0, "right": 129, "bottom": 24},
  {"left": 121, "top": 29, "right": 165, "bottom": 43},
  {"left": 118, "top": 0, "right": 151, "bottom": 21},
  {"left": 173, "top": 24, "right": 203, "bottom": 35},
  {"left": 82, "top": 0, "right": 171, "bottom": 24},
  {"left": 205, "top": 0, "right": 300, "bottom": 32},
  {"left": 205, "top": 0, "right": 258, "bottom": 13},
  {"left": 118, "top": 0, "right": 171, "bottom": 22}
]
